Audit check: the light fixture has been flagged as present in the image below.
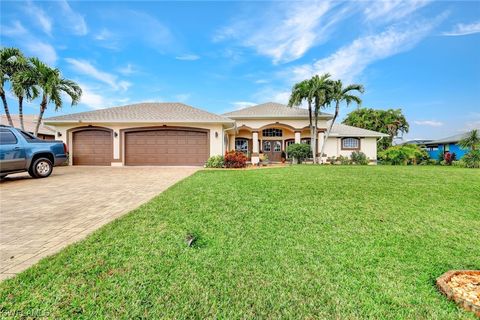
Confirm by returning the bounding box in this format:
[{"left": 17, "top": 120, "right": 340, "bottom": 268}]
[
  {"left": 57, "top": 132, "right": 62, "bottom": 137},
  {"left": 215, "top": 131, "right": 219, "bottom": 138},
  {"left": 114, "top": 132, "right": 118, "bottom": 138}
]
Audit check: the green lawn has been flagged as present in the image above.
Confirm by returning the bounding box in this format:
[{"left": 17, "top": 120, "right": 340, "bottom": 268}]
[{"left": 1, "top": 166, "right": 479, "bottom": 319}]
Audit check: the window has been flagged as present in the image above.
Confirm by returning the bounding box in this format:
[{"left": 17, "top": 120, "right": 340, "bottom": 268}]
[
  {"left": 235, "top": 138, "right": 248, "bottom": 153},
  {"left": 301, "top": 138, "right": 311, "bottom": 145},
  {"left": 0, "top": 129, "right": 18, "bottom": 145},
  {"left": 274, "top": 141, "right": 281, "bottom": 152},
  {"left": 262, "top": 128, "right": 282, "bottom": 137},
  {"left": 342, "top": 137, "right": 360, "bottom": 150},
  {"left": 263, "top": 141, "right": 271, "bottom": 152}
]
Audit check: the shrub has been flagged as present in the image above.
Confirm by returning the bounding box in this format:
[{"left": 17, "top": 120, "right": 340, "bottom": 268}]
[
  {"left": 337, "top": 155, "right": 351, "bottom": 165},
  {"left": 451, "top": 160, "right": 466, "bottom": 168},
  {"left": 443, "top": 152, "right": 453, "bottom": 165},
  {"left": 205, "top": 155, "right": 224, "bottom": 168},
  {"left": 378, "top": 144, "right": 428, "bottom": 165},
  {"left": 286, "top": 143, "right": 311, "bottom": 164},
  {"left": 350, "top": 151, "right": 369, "bottom": 165},
  {"left": 224, "top": 151, "right": 247, "bottom": 168},
  {"left": 462, "top": 150, "right": 480, "bottom": 168}
]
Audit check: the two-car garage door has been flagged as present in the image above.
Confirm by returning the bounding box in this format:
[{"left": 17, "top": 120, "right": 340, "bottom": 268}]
[
  {"left": 125, "top": 129, "right": 208, "bottom": 166},
  {"left": 72, "top": 128, "right": 208, "bottom": 166}
]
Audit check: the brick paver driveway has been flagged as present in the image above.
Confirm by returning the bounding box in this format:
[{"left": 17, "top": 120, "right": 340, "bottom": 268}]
[{"left": 0, "top": 166, "right": 199, "bottom": 280}]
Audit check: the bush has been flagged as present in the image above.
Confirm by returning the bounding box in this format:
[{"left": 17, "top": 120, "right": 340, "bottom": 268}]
[
  {"left": 378, "top": 144, "right": 428, "bottom": 165},
  {"left": 350, "top": 151, "right": 369, "bottom": 165},
  {"left": 205, "top": 155, "right": 224, "bottom": 168},
  {"left": 462, "top": 150, "right": 480, "bottom": 168},
  {"left": 286, "top": 143, "right": 311, "bottom": 163},
  {"left": 224, "top": 151, "right": 247, "bottom": 168},
  {"left": 337, "top": 155, "right": 351, "bottom": 165},
  {"left": 451, "top": 160, "right": 466, "bottom": 168}
]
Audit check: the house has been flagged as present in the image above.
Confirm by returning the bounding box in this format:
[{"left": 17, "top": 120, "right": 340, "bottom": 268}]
[
  {"left": 0, "top": 114, "right": 56, "bottom": 140},
  {"left": 44, "top": 102, "right": 388, "bottom": 166},
  {"left": 423, "top": 132, "right": 474, "bottom": 160}
]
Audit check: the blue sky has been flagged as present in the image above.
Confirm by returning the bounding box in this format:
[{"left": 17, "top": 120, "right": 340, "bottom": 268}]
[{"left": 1, "top": 0, "right": 479, "bottom": 140}]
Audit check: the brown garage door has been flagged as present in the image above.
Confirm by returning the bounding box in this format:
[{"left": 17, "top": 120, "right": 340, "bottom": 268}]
[
  {"left": 72, "top": 129, "right": 113, "bottom": 166},
  {"left": 125, "top": 129, "right": 208, "bottom": 166}
]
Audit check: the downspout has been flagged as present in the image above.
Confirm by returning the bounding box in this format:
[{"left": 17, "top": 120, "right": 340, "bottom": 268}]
[{"left": 223, "top": 122, "right": 237, "bottom": 154}]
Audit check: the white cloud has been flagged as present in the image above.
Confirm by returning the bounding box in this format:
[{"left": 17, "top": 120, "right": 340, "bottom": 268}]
[
  {"left": 442, "top": 21, "right": 480, "bottom": 36},
  {"left": 65, "top": 58, "right": 130, "bottom": 91},
  {"left": 232, "top": 101, "right": 257, "bottom": 109},
  {"left": 58, "top": 0, "right": 87, "bottom": 35},
  {"left": 414, "top": 120, "right": 444, "bottom": 127},
  {"left": 174, "top": 93, "right": 191, "bottom": 102},
  {"left": 77, "top": 83, "right": 130, "bottom": 110},
  {"left": 0, "top": 21, "right": 28, "bottom": 37},
  {"left": 25, "top": 0, "right": 52, "bottom": 36},
  {"left": 175, "top": 54, "right": 200, "bottom": 61},
  {"left": 255, "top": 79, "right": 268, "bottom": 84},
  {"left": 364, "top": 0, "right": 430, "bottom": 23},
  {"left": 291, "top": 17, "right": 444, "bottom": 83},
  {"left": 214, "top": 1, "right": 347, "bottom": 64},
  {"left": 117, "top": 64, "right": 136, "bottom": 75}
]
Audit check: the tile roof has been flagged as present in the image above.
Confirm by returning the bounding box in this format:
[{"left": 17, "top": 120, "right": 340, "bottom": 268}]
[
  {"left": 329, "top": 123, "right": 389, "bottom": 137},
  {"left": 0, "top": 114, "right": 55, "bottom": 136},
  {"left": 223, "top": 102, "right": 332, "bottom": 119},
  {"left": 44, "top": 102, "right": 234, "bottom": 123}
]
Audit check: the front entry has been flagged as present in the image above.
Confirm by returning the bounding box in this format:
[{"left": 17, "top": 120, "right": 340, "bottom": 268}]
[{"left": 262, "top": 140, "right": 282, "bottom": 162}]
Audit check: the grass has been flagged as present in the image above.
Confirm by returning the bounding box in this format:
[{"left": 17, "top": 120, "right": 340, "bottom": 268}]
[{"left": 1, "top": 166, "right": 479, "bottom": 319}]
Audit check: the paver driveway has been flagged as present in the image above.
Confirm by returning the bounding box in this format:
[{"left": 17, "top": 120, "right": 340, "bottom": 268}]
[{"left": 0, "top": 166, "right": 199, "bottom": 280}]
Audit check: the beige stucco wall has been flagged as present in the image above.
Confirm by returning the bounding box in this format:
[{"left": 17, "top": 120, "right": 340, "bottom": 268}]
[
  {"left": 235, "top": 118, "right": 328, "bottom": 131},
  {"left": 51, "top": 122, "right": 226, "bottom": 166},
  {"left": 322, "top": 137, "right": 378, "bottom": 160}
]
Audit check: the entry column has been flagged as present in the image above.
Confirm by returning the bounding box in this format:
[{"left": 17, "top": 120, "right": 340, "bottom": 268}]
[{"left": 252, "top": 131, "right": 260, "bottom": 165}]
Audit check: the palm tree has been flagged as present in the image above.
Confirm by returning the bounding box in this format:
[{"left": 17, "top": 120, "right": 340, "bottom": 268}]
[
  {"left": 25, "top": 58, "right": 82, "bottom": 136},
  {"left": 319, "top": 80, "right": 364, "bottom": 162},
  {"left": 309, "top": 73, "right": 332, "bottom": 163},
  {"left": 459, "top": 129, "right": 480, "bottom": 151},
  {"left": 0, "top": 47, "right": 24, "bottom": 126},
  {"left": 288, "top": 79, "right": 315, "bottom": 160},
  {"left": 11, "top": 57, "right": 38, "bottom": 130}
]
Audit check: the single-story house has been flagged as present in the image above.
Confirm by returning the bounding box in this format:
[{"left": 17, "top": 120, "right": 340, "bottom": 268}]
[
  {"left": 1, "top": 114, "right": 56, "bottom": 140},
  {"left": 44, "top": 102, "right": 388, "bottom": 166},
  {"left": 423, "top": 132, "right": 474, "bottom": 160}
]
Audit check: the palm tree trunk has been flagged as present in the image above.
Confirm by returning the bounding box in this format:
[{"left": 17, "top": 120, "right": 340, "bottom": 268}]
[
  {"left": 34, "top": 95, "right": 47, "bottom": 137},
  {"left": 18, "top": 96, "right": 25, "bottom": 130},
  {"left": 320, "top": 101, "right": 339, "bottom": 164},
  {"left": 308, "top": 102, "right": 316, "bottom": 164},
  {"left": 1, "top": 92, "right": 14, "bottom": 127}
]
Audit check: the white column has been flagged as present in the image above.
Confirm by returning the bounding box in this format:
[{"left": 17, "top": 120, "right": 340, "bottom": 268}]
[
  {"left": 111, "top": 129, "right": 123, "bottom": 166},
  {"left": 318, "top": 131, "right": 325, "bottom": 159},
  {"left": 229, "top": 134, "right": 235, "bottom": 152},
  {"left": 252, "top": 131, "right": 260, "bottom": 164},
  {"left": 294, "top": 131, "right": 301, "bottom": 143}
]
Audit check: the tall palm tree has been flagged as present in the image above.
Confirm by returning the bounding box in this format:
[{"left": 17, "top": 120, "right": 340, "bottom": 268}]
[
  {"left": 0, "top": 47, "right": 24, "bottom": 126},
  {"left": 319, "top": 80, "right": 364, "bottom": 162},
  {"left": 309, "top": 73, "right": 331, "bottom": 163},
  {"left": 288, "top": 79, "right": 316, "bottom": 160},
  {"left": 25, "top": 58, "right": 82, "bottom": 136},
  {"left": 459, "top": 129, "right": 480, "bottom": 151},
  {"left": 11, "top": 57, "right": 38, "bottom": 130}
]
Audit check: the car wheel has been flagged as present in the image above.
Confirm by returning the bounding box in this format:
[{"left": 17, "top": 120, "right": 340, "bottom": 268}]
[{"left": 30, "top": 158, "right": 53, "bottom": 178}]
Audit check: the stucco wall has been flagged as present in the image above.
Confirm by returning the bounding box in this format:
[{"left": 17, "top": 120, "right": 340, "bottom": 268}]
[
  {"left": 322, "top": 137, "right": 378, "bottom": 160},
  {"left": 51, "top": 122, "right": 225, "bottom": 166},
  {"left": 235, "top": 118, "right": 328, "bottom": 131}
]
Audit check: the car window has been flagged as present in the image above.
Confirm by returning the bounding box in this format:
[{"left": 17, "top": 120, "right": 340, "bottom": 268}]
[
  {"left": 20, "top": 130, "right": 40, "bottom": 142},
  {"left": 0, "top": 129, "right": 18, "bottom": 145}
]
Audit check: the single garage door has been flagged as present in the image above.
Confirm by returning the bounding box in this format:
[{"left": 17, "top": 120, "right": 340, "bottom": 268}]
[
  {"left": 72, "top": 129, "right": 113, "bottom": 165},
  {"left": 125, "top": 129, "right": 208, "bottom": 166}
]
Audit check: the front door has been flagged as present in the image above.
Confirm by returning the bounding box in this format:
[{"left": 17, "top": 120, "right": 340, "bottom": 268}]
[{"left": 263, "top": 140, "right": 282, "bottom": 162}]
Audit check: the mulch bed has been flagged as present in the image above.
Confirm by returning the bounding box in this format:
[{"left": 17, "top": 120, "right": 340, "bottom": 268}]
[{"left": 436, "top": 270, "right": 480, "bottom": 317}]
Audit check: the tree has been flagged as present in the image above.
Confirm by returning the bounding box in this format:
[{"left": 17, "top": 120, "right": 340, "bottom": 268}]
[
  {"left": 0, "top": 47, "right": 24, "bottom": 127},
  {"left": 319, "top": 79, "right": 364, "bottom": 162},
  {"left": 11, "top": 57, "right": 38, "bottom": 130},
  {"left": 25, "top": 58, "right": 82, "bottom": 136},
  {"left": 459, "top": 129, "right": 480, "bottom": 151},
  {"left": 309, "top": 73, "right": 332, "bottom": 163},
  {"left": 288, "top": 79, "right": 316, "bottom": 162},
  {"left": 343, "top": 108, "right": 409, "bottom": 150}
]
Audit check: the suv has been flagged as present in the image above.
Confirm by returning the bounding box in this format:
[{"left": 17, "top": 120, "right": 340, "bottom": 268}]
[{"left": 0, "top": 125, "right": 68, "bottom": 178}]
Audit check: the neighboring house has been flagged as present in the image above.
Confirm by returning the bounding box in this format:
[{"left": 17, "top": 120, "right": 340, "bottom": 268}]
[
  {"left": 424, "top": 132, "right": 475, "bottom": 160},
  {"left": 0, "top": 114, "right": 56, "bottom": 140},
  {"left": 44, "top": 102, "right": 388, "bottom": 166}
]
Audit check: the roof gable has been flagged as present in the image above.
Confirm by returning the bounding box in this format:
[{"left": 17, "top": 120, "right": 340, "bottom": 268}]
[{"left": 44, "top": 102, "right": 234, "bottom": 123}]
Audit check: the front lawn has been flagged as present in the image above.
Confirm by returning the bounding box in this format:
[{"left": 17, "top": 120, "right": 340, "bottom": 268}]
[{"left": 1, "top": 166, "right": 479, "bottom": 319}]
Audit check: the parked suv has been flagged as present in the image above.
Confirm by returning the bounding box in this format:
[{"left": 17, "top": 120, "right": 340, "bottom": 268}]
[{"left": 0, "top": 125, "right": 68, "bottom": 178}]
